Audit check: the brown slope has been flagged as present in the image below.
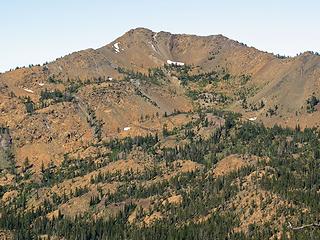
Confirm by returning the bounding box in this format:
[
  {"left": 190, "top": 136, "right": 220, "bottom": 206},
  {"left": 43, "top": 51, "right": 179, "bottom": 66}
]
[
  {"left": 1, "top": 29, "right": 320, "bottom": 116},
  {"left": 234, "top": 52, "right": 320, "bottom": 128},
  {"left": 1, "top": 27, "right": 318, "bottom": 84},
  {"left": 1, "top": 28, "right": 320, "bottom": 123},
  {"left": 0, "top": 27, "right": 285, "bottom": 91},
  {"left": 97, "top": 28, "right": 320, "bottom": 124},
  {"left": 252, "top": 52, "right": 320, "bottom": 112},
  {"left": 97, "top": 27, "right": 277, "bottom": 75}
]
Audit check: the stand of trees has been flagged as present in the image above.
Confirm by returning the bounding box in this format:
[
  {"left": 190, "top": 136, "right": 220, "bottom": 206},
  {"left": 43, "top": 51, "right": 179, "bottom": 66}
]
[{"left": 1, "top": 109, "right": 320, "bottom": 239}]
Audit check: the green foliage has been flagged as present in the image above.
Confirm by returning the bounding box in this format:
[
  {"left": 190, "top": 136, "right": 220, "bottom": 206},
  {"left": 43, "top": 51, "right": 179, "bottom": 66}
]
[
  {"left": 40, "top": 89, "right": 73, "bottom": 103},
  {"left": 186, "top": 90, "right": 200, "bottom": 100},
  {"left": 47, "top": 75, "right": 63, "bottom": 84},
  {"left": 23, "top": 96, "right": 35, "bottom": 114},
  {"left": 1, "top": 108, "right": 320, "bottom": 239},
  {"left": 179, "top": 71, "right": 220, "bottom": 86},
  {"left": 222, "top": 73, "right": 231, "bottom": 80},
  {"left": 306, "top": 95, "right": 319, "bottom": 113},
  {"left": 266, "top": 105, "right": 278, "bottom": 117},
  {"left": 118, "top": 67, "right": 166, "bottom": 85}
]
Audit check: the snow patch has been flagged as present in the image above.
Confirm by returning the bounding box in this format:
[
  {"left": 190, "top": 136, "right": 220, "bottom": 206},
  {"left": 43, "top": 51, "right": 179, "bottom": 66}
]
[
  {"left": 153, "top": 32, "right": 158, "bottom": 41},
  {"left": 23, "top": 88, "right": 34, "bottom": 93},
  {"left": 149, "top": 42, "right": 157, "bottom": 53},
  {"left": 167, "top": 60, "right": 185, "bottom": 66},
  {"left": 114, "top": 42, "right": 120, "bottom": 53},
  {"left": 113, "top": 42, "right": 124, "bottom": 53},
  {"left": 108, "top": 77, "right": 113, "bottom": 81},
  {"left": 123, "top": 127, "right": 131, "bottom": 131},
  {"left": 249, "top": 117, "right": 257, "bottom": 121}
]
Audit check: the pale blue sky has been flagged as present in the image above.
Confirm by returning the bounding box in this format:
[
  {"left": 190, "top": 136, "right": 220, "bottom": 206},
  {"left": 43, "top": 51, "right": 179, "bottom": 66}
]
[{"left": 1, "top": 0, "right": 319, "bottom": 72}]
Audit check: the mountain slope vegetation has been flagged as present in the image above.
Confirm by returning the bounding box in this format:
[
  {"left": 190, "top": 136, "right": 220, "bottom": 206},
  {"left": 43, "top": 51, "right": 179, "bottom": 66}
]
[{"left": 0, "top": 28, "right": 319, "bottom": 239}]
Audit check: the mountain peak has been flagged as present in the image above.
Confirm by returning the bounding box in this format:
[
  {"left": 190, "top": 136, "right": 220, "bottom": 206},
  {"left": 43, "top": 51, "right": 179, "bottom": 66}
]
[
  {"left": 123, "top": 27, "right": 155, "bottom": 37},
  {"left": 1, "top": 26, "right": 320, "bottom": 240}
]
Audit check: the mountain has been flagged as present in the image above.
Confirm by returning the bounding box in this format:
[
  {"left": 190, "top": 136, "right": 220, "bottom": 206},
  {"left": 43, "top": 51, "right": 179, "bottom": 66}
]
[{"left": 0, "top": 28, "right": 319, "bottom": 239}]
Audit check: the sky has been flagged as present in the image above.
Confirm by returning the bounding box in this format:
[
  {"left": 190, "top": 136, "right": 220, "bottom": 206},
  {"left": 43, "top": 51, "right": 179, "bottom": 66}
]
[{"left": 1, "top": 0, "right": 319, "bottom": 72}]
